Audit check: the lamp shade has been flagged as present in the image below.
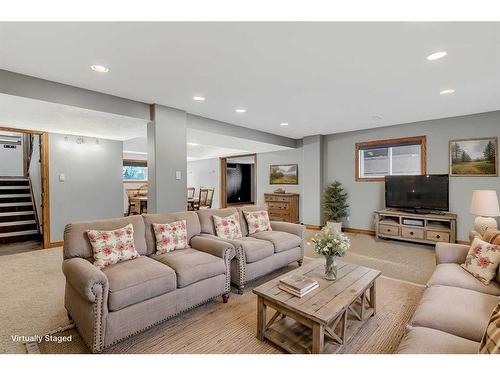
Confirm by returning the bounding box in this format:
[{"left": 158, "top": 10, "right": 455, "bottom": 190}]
[{"left": 470, "top": 190, "right": 500, "bottom": 217}]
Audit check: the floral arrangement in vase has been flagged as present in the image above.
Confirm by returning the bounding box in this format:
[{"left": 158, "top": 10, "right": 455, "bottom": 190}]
[{"left": 312, "top": 227, "right": 350, "bottom": 281}]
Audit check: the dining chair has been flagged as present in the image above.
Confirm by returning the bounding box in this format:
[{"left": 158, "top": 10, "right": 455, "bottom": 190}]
[
  {"left": 126, "top": 189, "right": 140, "bottom": 216},
  {"left": 195, "top": 188, "right": 215, "bottom": 210},
  {"left": 187, "top": 187, "right": 195, "bottom": 199}
]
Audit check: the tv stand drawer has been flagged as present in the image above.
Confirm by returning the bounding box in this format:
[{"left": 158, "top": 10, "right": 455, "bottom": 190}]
[
  {"left": 401, "top": 227, "right": 424, "bottom": 240},
  {"left": 426, "top": 231, "right": 450, "bottom": 243},
  {"left": 379, "top": 224, "right": 399, "bottom": 236}
]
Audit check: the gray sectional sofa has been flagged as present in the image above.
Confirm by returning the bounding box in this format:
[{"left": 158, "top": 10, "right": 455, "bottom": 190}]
[
  {"left": 62, "top": 206, "right": 305, "bottom": 352},
  {"left": 196, "top": 205, "right": 305, "bottom": 293},
  {"left": 398, "top": 242, "right": 500, "bottom": 354}
]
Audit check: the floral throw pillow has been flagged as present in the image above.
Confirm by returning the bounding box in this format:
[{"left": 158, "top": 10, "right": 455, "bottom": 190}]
[
  {"left": 87, "top": 224, "right": 139, "bottom": 269},
  {"left": 243, "top": 210, "right": 272, "bottom": 235},
  {"left": 461, "top": 237, "right": 500, "bottom": 285},
  {"left": 152, "top": 220, "right": 189, "bottom": 255},
  {"left": 213, "top": 213, "right": 242, "bottom": 240}
]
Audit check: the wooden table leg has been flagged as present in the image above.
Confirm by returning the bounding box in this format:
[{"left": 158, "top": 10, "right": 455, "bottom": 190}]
[
  {"left": 257, "top": 296, "right": 267, "bottom": 341},
  {"left": 312, "top": 323, "right": 324, "bottom": 354},
  {"left": 370, "top": 283, "right": 377, "bottom": 315}
]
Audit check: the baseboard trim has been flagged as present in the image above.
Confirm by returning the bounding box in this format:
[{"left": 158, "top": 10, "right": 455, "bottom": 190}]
[
  {"left": 304, "top": 224, "right": 322, "bottom": 230},
  {"left": 342, "top": 227, "right": 376, "bottom": 236},
  {"left": 46, "top": 241, "right": 63, "bottom": 248},
  {"left": 456, "top": 240, "right": 470, "bottom": 245}
]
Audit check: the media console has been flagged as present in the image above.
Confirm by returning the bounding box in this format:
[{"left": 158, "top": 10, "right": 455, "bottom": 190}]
[{"left": 374, "top": 209, "right": 457, "bottom": 245}]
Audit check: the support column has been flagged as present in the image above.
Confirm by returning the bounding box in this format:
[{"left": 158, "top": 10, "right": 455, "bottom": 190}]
[
  {"left": 302, "top": 135, "right": 323, "bottom": 226},
  {"left": 148, "top": 104, "right": 187, "bottom": 213}
]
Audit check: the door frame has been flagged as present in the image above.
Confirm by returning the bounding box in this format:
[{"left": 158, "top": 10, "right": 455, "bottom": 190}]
[
  {"left": 0, "top": 126, "right": 51, "bottom": 248},
  {"left": 219, "top": 153, "right": 257, "bottom": 208}
]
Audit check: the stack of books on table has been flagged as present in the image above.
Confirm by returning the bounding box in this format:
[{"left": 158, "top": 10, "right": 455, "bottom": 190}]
[{"left": 278, "top": 274, "right": 319, "bottom": 297}]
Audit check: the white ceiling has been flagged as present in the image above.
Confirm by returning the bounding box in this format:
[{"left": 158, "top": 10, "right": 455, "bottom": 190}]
[{"left": 1, "top": 22, "right": 499, "bottom": 138}]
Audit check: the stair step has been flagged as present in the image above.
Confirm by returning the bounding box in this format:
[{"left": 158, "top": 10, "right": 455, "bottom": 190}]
[
  {"left": 0, "top": 220, "right": 36, "bottom": 227},
  {"left": 0, "top": 186, "right": 30, "bottom": 190},
  {"left": 0, "top": 179, "right": 30, "bottom": 187},
  {"left": 0, "top": 194, "right": 31, "bottom": 198},
  {"left": 0, "top": 202, "right": 33, "bottom": 207},
  {"left": 0, "top": 229, "right": 39, "bottom": 238},
  {"left": 0, "top": 210, "right": 35, "bottom": 217}
]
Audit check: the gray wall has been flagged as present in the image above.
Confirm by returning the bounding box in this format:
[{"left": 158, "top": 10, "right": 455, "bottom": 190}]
[
  {"left": 302, "top": 135, "right": 323, "bottom": 226},
  {"left": 49, "top": 133, "right": 123, "bottom": 242},
  {"left": 148, "top": 105, "right": 187, "bottom": 213},
  {"left": 187, "top": 158, "right": 220, "bottom": 209},
  {"left": 323, "top": 111, "right": 500, "bottom": 241},
  {"left": 257, "top": 148, "right": 303, "bottom": 221},
  {"left": 28, "top": 135, "right": 42, "bottom": 231},
  {"left": 0, "top": 135, "right": 23, "bottom": 176}
]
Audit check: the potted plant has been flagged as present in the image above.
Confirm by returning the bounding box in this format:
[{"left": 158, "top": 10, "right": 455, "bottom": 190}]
[
  {"left": 322, "top": 180, "right": 349, "bottom": 232},
  {"left": 312, "top": 227, "right": 350, "bottom": 281}
]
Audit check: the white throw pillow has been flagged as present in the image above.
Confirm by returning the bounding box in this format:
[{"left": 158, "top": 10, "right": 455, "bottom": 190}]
[
  {"left": 461, "top": 237, "right": 500, "bottom": 285},
  {"left": 243, "top": 210, "right": 272, "bottom": 235},
  {"left": 152, "top": 220, "right": 189, "bottom": 254},
  {"left": 213, "top": 212, "right": 242, "bottom": 240}
]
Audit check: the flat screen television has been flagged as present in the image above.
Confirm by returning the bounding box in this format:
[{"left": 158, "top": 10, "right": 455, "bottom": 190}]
[{"left": 385, "top": 175, "right": 449, "bottom": 212}]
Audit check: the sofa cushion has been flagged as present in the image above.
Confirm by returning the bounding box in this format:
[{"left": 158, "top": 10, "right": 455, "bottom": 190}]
[
  {"left": 250, "top": 230, "right": 302, "bottom": 253},
  {"left": 461, "top": 237, "right": 500, "bottom": 285},
  {"left": 103, "top": 256, "right": 177, "bottom": 312},
  {"left": 427, "top": 263, "right": 500, "bottom": 296},
  {"left": 231, "top": 237, "right": 275, "bottom": 263},
  {"left": 87, "top": 224, "right": 140, "bottom": 269},
  {"left": 397, "top": 326, "right": 479, "bottom": 354},
  {"left": 411, "top": 285, "right": 499, "bottom": 342},
  {"left": 151, "top": 248, "right": 226, "bottom": 288}
]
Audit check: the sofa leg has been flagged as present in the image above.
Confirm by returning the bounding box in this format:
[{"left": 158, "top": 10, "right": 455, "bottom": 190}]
[
  {"left": 222, "top": 293, "right": 230, "bottom": 303},
  {"left": 298, "top": 260, "right": 303, "bottom": 267},
  {"left": 237, "top": 285, "right": 245, "bottom": 295}
]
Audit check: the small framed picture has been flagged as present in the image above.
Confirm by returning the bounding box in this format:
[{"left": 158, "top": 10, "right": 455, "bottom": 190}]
[
  {"left": 269, "top": 164, "right": 298, "bottom": 185},
  {"left": 449, "top": 137, "right": 498, "bottom": 177}
]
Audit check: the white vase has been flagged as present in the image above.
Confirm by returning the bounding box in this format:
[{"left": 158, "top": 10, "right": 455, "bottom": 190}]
[{"left": 327, "top": 221, "right": 342, "bottom": 232}]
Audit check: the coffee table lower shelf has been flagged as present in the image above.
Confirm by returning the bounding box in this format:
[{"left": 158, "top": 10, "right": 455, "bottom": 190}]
[{"left": 263, "top": 305, "right": 375, "bottom": 354}]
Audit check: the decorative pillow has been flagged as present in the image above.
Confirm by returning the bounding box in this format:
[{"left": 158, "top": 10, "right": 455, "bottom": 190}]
[
  {"left": 87, "top": 224, "right": 139, "bottom": 269},
  {"left": 213, "top": 213, "right": 242, "bottom": 240},
  {"left": 483, "top": 228, "right": 500, "bottom": 246},
  {"left": 152, "top": 220, "right": 189, "bottom": 255},
  {"left": 243, "top": 210, "right": 272, "bottom": 235},
  {"left": 479, "top": 301, "right": 500, "bottom": 354},
  {"left": 461, "top": 237, "right": 500, "bottom": 285}
]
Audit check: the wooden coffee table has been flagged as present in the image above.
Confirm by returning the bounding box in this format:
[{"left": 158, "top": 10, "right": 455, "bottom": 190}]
[{"left": 253, "top": 259, "right": 381, "bottom": 354}]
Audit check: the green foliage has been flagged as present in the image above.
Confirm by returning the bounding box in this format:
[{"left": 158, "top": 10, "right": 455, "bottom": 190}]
[
  {"left": 322, "top": 180, "right": 349, "bottom": 222},
  {"left": 483, "top": 141, "right": 495, "bottom": 161}
]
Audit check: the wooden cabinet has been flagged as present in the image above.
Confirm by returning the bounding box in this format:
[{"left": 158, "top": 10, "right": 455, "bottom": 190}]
[
  {"left": 264, "top": 193, "right": 299, "bottom": 224},
  {"left": 375, "top": 209, "right": 457, "bottom": 245}
]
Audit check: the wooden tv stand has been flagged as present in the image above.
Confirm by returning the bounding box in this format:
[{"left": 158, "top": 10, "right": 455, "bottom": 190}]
[{"left": 374, "top": 209, "right": 457, "bottom": 245}]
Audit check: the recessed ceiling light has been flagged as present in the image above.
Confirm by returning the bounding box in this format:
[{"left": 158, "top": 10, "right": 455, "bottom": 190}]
[
  {"left": 193, "top": 96, "right": 205, "bottom": 101},
  {"left": 280, "top": 123, "right": 289, "bottom": 126},
  {"left": 187, "top": 142, "right": 200, "bottom": 146},
  {"left": 90, "top": 64, "right": 109, "bottom": 73},
  {"left": 235, "top": 108, "right": 246, "bottom": 113},
  {"left": 440, "top": 89, "right": 455, "bottom": 95},
  {"left": 427, "top": 51, "right": 447, "bottom": 61}
]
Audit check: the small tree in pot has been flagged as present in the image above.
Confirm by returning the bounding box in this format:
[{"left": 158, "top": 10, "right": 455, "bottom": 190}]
[{"left": 322, "top": 180, "right": 349, "bottom": 232}]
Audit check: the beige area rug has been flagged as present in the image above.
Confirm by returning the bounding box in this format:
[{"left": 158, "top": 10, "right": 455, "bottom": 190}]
[
  {"left": 305, "top": 231, "right": 436, "bottom": 285},
  {"left": 35, "top": 269, "right": 423, "bottom": 354}
]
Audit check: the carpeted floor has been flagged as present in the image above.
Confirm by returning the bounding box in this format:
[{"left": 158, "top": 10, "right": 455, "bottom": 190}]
[{"left": 0, "top": 231, "right": 432, "bottom": 354}]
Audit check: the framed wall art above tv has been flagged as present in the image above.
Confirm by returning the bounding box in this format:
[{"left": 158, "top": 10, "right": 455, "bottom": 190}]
[
  {"left": 449, "top": 137, "right": 498, "bottom": 177},
  {"left": 269, "top": 164, "right": 298, "bottom": 185}
]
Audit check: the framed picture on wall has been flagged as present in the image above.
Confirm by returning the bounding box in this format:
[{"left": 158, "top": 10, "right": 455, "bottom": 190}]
[
  {"left": 269, "top": 164, "right": 298, "bottom": 185},
  {"left": 449, "top": 137, "right": 498, "bottom": 177}
]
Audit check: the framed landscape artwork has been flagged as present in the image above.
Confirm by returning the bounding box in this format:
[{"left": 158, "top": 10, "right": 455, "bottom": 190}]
[
  {"left": 270, "top": 164, "right": 299, "bottom": 184},
  {"left": 449, "top": 137, "right": 498, "bottom": 176}
]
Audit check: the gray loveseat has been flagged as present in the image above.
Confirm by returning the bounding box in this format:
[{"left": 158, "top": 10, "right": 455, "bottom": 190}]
[
  {"left": 397, "top": 242, "right": 500, "bottom": 354},
  {"left": 196, "top": 205, "right": 305, "bottom": 293},
  {"left": 62, "top": 212, "right": 235, "bottom": 353}
]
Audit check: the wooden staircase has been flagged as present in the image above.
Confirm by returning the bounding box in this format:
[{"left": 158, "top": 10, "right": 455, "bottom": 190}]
[{"left": 0, "top": 177, "right": 41, "bottom": 244}]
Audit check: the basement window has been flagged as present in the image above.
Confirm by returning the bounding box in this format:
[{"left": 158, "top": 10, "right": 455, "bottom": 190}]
[
  {"left": 123, "top": 159, "right": 147, "bottom": 181},
  {"left": 355, "top": 136, "right": 426, "bottom": 182}
]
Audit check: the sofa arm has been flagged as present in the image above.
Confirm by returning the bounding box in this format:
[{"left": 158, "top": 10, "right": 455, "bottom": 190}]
[
  {"left": 190, "top": 235, "right": 236, "bottom": 261},
  {"left": 270, "top": 221, "right": 306, "bottom": 239},
  {"left": 62, "top": 258, "right": 109, "bottom": 303},
  {"left": 435, "top": 242, "right": 470, "bottom": 265}
]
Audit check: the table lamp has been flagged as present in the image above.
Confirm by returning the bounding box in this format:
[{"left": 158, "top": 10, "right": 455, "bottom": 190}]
[{"left": 470, "top": 190, "right": 500, "bottom": 236}]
